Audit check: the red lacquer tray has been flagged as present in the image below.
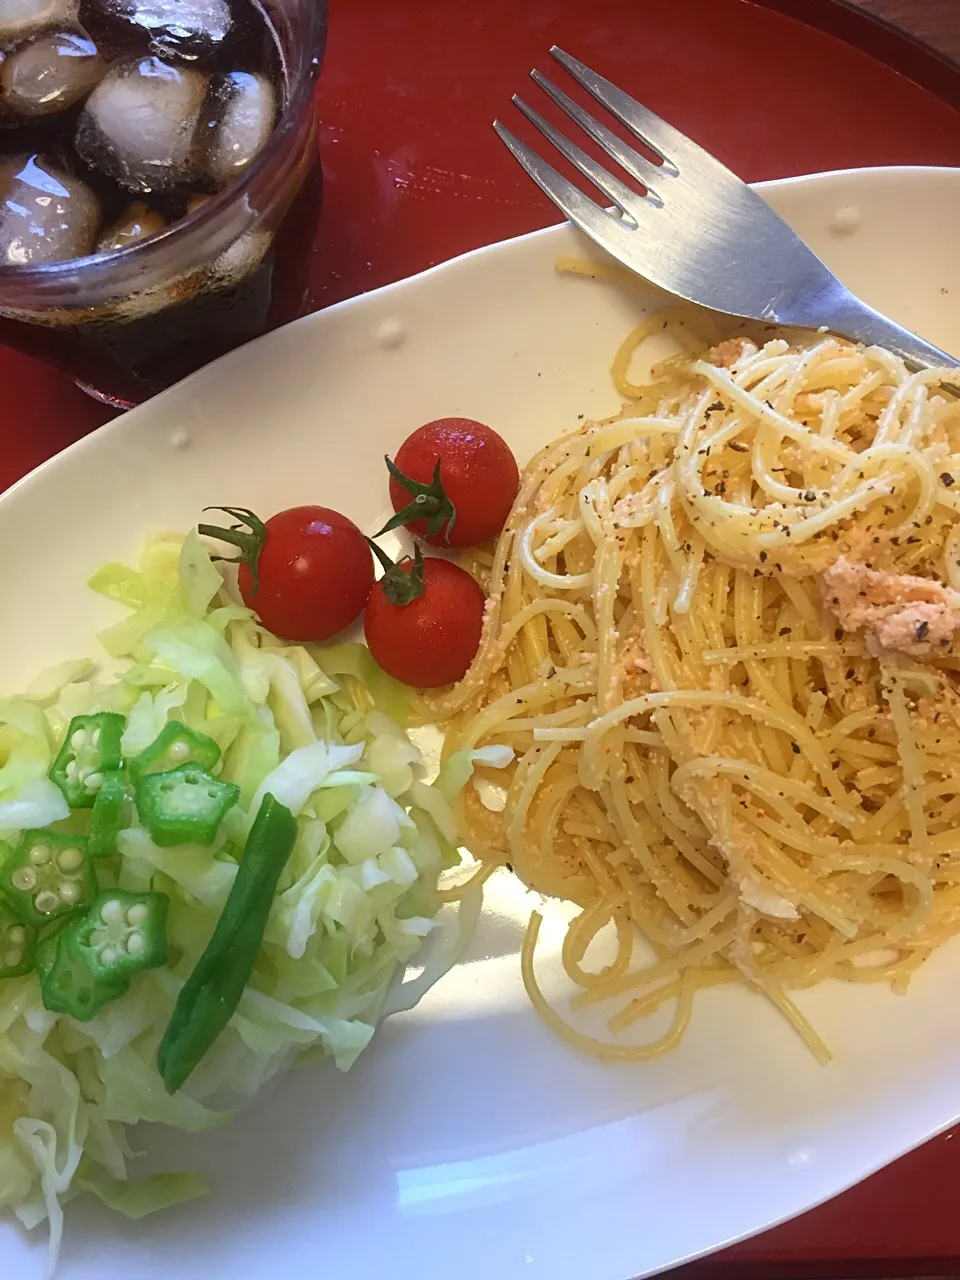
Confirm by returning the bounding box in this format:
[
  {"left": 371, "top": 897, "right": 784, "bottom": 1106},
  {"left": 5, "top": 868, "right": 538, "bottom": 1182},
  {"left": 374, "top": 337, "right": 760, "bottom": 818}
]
[{"left": 4, "top": 1, "right": 960, "bottom": 1275}]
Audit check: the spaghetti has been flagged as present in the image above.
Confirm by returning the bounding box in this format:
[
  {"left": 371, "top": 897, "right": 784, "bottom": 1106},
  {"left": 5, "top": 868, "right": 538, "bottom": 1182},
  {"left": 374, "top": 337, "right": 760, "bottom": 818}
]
[{"left": 427, "top": 278, "right": 960, "bottom": 1062}]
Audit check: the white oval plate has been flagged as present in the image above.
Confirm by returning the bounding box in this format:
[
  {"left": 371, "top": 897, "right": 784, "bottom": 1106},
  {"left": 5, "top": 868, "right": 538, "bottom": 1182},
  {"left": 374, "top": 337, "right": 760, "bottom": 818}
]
[{"left": 3, "top": 167, "right": 960, "bottom": 1280}]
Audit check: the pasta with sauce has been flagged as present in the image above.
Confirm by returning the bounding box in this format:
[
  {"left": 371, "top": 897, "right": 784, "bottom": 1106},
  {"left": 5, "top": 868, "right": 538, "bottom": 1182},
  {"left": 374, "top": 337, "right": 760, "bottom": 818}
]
[{"left": 425, "top": 261, "right": 960, "bottom": 1062}]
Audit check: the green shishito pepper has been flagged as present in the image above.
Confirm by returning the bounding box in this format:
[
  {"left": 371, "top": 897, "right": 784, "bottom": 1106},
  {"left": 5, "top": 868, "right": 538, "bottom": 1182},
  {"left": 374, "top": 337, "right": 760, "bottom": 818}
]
[
  {"left": 49, "top": 712, "right": 126, "bottom": 808},
  {"left": 137, "top": 765, "right": 240, "bottom": 848},
  {"left": 89, "top": 770, "right": 136, "bottom": 859},
  {"left": 0, "top": 900, "right": 37, "bottom": 979},
  {"left": 39, "top": 889, "right": 169, "bottom": 1021},
  {"left": 158, "top": 795, "right": 298, "bottom": 1094},
  {"left": 0, "top": 831, "right": 96, "bottom": 926},
  {"left": 131, "top": 722, "right": 221, "bottom": 782}
]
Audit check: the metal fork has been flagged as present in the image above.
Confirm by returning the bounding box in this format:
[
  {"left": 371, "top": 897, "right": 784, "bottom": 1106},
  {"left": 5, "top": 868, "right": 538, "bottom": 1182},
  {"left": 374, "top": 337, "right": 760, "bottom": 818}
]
[{"left": 494, "top": 47, "right": 959, "bottom": 371}]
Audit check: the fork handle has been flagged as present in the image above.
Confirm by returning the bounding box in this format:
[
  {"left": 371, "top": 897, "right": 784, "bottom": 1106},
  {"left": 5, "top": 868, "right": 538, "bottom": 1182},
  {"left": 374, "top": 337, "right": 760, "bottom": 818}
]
[{"left": 823, "top": 288, "right": 960, "bottom": 372}]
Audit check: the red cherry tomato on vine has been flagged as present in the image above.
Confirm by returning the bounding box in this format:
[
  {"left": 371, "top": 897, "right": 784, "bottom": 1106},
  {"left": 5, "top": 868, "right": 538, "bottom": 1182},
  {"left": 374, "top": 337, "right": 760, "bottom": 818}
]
[
  {"left": 384, "top": 417, "right": 519, "bottom": 549},
  {"left": 200, "top": 505, "right": 374, "bottom": 642},
  {"left": 364, "top": 548, "right": 486, "bottom": 688}
]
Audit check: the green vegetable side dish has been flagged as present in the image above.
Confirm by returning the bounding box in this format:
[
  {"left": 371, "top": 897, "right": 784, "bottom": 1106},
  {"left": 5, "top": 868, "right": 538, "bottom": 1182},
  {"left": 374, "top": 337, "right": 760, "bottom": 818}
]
[
  {"left": 0, "top": 830, "right": 96, "bottom": 925},
  {"left": 159, "top": 795, "right": 298, "bottom": 1094},
  {"left": 0, "top": 900, "right": 36, "bottom": 978},
  {"left": 71, "top": 890, "right": 170, "bottom": 989},
  {"left": 136, "top": 764, "right": 240, "bottom": 848},
  {"left": 130, "top": 720, "right": 222, "bottom": 781},
  {"left": 0, "top": 529, "right": 511, "bottom": 1273},
  {"left": 88, "top": 769, "right": 135, "bottom": 859},
  {"left": 49, "top": 711, "right": 125, "bottom": 807},
  {"left": 38, "top": 889, "right": 168, "bottom": 1023}
]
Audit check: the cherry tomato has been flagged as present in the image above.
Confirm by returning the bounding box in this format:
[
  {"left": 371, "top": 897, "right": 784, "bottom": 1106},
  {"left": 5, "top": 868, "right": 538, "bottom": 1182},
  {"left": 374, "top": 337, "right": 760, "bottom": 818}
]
[
  {"left": 387, "top": 417, "right": 519, "bottom": 548},
  {"left": 364, "top": 553, "right": 486, "bottom": 688},
  {"left": 231, "top": 506, "right": 374, "bottom": 642}
]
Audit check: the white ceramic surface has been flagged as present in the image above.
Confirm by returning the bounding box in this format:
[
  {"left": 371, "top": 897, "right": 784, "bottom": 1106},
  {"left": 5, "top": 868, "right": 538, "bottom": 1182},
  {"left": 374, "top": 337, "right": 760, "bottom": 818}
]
[{"left": 2, "top": 167, "right": 960, "bottom": 1280}]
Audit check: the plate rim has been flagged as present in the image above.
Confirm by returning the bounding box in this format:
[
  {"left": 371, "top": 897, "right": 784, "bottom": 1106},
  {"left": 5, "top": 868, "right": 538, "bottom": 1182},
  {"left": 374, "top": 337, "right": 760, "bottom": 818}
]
[
  {"left": 3, "top": 164, "right": 959, "bottom": 518},
  {"left": 3, "top": 162, "right": 960, "bottom": 1280}
]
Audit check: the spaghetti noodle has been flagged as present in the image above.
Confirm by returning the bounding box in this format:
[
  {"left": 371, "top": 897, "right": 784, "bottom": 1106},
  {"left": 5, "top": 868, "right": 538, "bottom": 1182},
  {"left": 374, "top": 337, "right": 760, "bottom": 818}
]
[{"left": 427, "top": 277, "right": 960, "bottom": 1062}]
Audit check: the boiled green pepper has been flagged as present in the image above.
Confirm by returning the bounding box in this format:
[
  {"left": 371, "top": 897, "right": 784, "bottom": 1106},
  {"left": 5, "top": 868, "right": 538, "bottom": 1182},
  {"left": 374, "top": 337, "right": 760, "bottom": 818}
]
[
  {"left": 89, "top": 770, "right": 136, "bottom": 859},
  {"left": 0, "top": 831, "right": 96, "bottom": 925},
  {"left": 0, "top": 900, "right": 37, "bottom": 979},
  {"left": 158, "top": 794, "right": 297, "bottom": 1093},
  {"left": 49, "top": 712, "right": 126, "bottom": 808},
  {"left": 136, "top": 765, "right": 239, "bottom": 848},
  {"left": 131, "top": 722, "right": 221, "bottom": 782}
]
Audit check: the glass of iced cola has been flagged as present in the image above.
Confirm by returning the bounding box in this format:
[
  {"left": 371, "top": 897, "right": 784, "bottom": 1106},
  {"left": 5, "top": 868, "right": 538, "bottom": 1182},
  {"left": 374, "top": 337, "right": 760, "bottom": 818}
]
[{"left": 0, "top": 0, "right": 327, "bottom": 407}]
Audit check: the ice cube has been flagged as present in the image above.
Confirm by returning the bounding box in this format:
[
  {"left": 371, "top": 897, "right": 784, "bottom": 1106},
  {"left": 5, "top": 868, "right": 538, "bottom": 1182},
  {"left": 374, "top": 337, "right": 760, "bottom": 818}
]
[
  {"left": 96, "top": 199, "right": 165, "bottom": 250},
  {"left": 75, "top": 56, "right": 207, "bottom": 192},
  {"left": 185, "top": 190, "right": 270, "bottom": 284},
  {"left": 0, "top": 0, "right": 76, "bottom": 44},
  {"left": 93, "top": 0, "right": 231, "bottom": 60},
  {"left": 0, "top": 153, "right": 100, "bottom": 264},
  {"left": 0, "top": 27, "right": 103, "bottom": 118},
  {"left": 204, "top": 70, "right": 276, "bottom": 188}
]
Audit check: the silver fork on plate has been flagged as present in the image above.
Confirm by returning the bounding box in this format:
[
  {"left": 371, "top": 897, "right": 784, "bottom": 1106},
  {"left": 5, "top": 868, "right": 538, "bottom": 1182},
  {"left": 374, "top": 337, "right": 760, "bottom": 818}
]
[{"left": 494, "top": 47, "right": 959, "bottom": 371}]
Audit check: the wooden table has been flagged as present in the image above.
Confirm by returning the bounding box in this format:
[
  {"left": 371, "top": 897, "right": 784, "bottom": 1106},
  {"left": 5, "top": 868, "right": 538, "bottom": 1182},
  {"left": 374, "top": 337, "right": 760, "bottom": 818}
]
[{"left": 856, "top": 0, "right": 960, "bottom": 63}]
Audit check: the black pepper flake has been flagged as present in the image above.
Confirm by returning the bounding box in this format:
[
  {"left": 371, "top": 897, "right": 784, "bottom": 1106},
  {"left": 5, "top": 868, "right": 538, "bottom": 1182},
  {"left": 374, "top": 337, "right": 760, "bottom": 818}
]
[
  {"left": 759, "top": 551, "right": 768, "bottom": 562},
  {"left": 846, "top": 669, "right": 855, "bottom": 679},
  {"left": 729, "top": 441, "right": 748, "bottom": 453},
  {"left": 791, "top": 742, "right": 801, "bottom": 754},
  {"left": 835, "top": 628, "right": 843, "bottom": 641},
  {"left": 942, "top": 473, "right": 956, "bottom": 487},
  {"left": 706, "top": 400, "right": 724, "bottom": 414},
  {"left": 803, "top": 489, "right": 816, "bottom": 502},
  {"left": 779, "top": 627, "right": 791, "bottom": 636}
]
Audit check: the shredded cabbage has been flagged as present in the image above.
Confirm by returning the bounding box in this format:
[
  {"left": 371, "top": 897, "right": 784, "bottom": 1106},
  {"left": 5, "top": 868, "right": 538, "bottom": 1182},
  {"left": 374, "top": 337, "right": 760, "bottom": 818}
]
[{"left": 0, "top": 532, "right": 508, "bottom": 1271}]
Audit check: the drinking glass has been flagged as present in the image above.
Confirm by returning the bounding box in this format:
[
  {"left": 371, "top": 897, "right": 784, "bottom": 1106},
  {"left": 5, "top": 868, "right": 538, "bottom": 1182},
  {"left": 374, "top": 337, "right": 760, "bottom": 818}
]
[{"left": 0, "top": 0, "right": 328, "bottom": 408}]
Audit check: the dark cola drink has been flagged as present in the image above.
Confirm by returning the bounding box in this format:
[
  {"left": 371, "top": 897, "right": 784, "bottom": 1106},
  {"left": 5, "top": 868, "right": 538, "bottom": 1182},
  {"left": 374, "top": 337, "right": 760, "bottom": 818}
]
[{"left": 0, "top": 0, "right": 324, "bottom": 405}]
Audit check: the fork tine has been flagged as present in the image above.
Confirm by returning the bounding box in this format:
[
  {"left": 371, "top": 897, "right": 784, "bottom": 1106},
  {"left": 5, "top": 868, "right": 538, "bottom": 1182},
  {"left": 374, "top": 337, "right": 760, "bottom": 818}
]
[
  {"left": 529, "top": 69, "right": 664, "bottom": 200},
  {"left": 550, "top": 47, "right": 709, "bottom": 176},
  {"left": 510, "top": 95, "right": 652, "bottom": 224},
  {"left": 492, "top": 120, "right": 638, "bottom": 261}
]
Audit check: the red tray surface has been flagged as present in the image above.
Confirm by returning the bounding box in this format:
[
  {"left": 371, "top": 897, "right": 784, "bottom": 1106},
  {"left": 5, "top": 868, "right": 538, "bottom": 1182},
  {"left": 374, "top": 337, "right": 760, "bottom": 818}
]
[{"left": 4, "top": 1, "right": 960, "bottom": 1273}]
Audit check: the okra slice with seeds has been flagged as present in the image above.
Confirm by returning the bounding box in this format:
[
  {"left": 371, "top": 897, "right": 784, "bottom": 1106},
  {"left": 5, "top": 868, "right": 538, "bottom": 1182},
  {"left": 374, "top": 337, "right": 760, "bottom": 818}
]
[
  {"left": 71, "top": 889, "right": 169, "bottom": 983},
  {"left": 131, "top": 722, "right": 221, "bottom": 783},
  {"left": 137, "top": 765, "right": 240, "bottom": 848},
  {"left": 0, "top": 831, "right": 97, "bottom": 925},
  {"left": 40, "top": 932, "right": 129, "bottom": 1022},
  {"left": 0, "top": 901, "right": 37, "bottom": 979},
  {"left": 49, "top": 712, "right": 126, "bottom": 808}
]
